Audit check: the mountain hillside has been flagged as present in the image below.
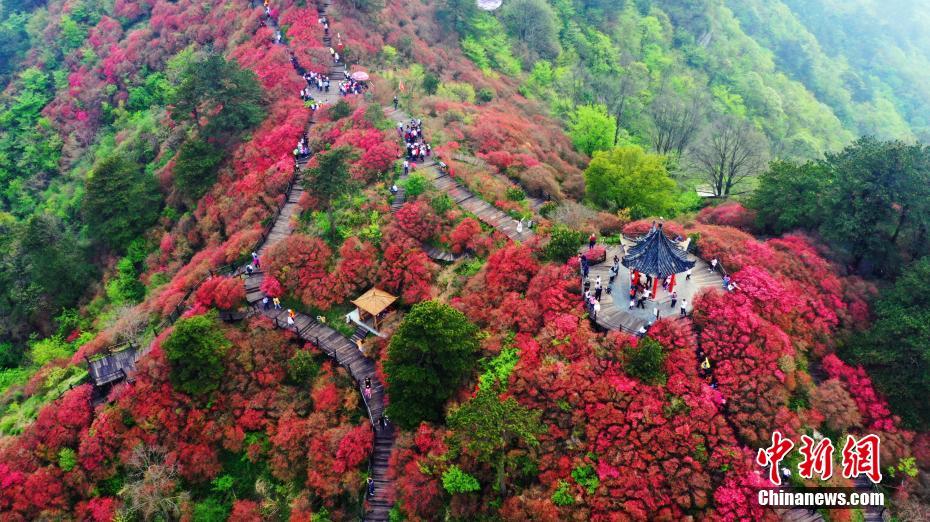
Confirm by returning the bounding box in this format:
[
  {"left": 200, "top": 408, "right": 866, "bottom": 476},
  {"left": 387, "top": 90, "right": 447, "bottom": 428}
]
[{"left": 0, "top": 1, "right": 929, "bottom": 520}]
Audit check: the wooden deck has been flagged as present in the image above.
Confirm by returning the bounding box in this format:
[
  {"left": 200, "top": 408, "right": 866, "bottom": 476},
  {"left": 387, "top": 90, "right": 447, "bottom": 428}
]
[{"left": 584, "top": 242, "right": 723, "bottom": 333}]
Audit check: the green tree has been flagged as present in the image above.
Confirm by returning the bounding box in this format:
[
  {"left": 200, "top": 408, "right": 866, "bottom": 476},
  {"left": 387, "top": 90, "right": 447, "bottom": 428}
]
[
  {"left": 447, "top": 385, "right": 545, "bottom": 494},
  {"left": 584, "top": 145, "right": 678, "bottom": 218},
  {"left": 162, "top": 312, "right": 230, "bottom": 396},
  {"left": 16, "top": 214, "right": 94, "bottom": 316},
  {"left": 623, "top": 337, "right": 667, "bottom": 385},
  {"left": 544, "top": 224, "right": 585, "bottom": 262},
  {"left": 436, "top": 0, "right": 480, "bottom": 35},
  {"left": 750, "top": 160, "right": 831, "bottom": 235},
  {"left": 385, "top": 301, "right": 479, "bottom": 428},
  {"left": 83, "top": 154, "right": 162, "bottom": 251},
  {"left": 501, "top": 0, "right": 561, "bottom": 61},
  {"left": 172, "top": 138, "right": 224, "bottom": 201},
  {"left": 287, "top": 349, "right": 320, "bottom": 384},
  {"left": 304, "top": 146, "right": 356, "bottom": 242},
  {"left": 819, "top": 138, "right": 930, "bottom": 276},
  {"left": 0, "top": 342, "right": 22, "bottom": 369},
  {"left": 169, "top": 54, "right": 264, "bottom": 137},
  {"left": 845, "top": 257, "right": 930, "bottom": 429},
  {"left": 569, "top": 104, "right": 615, "bottom": 156},
  {"left": 422, "top": 72, "right": 440, "bottom": 95},
  {"left": 441, "top": 465, "right": 481, "bottom": 494}
]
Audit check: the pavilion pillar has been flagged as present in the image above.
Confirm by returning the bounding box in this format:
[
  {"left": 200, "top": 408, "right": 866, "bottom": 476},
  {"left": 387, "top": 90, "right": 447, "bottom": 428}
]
[
  {"left": 652, "top": 276, "right": 660, "bottom": 300},
  {"left": 668, "top": 273, "right": 677, "bottom": 293}
]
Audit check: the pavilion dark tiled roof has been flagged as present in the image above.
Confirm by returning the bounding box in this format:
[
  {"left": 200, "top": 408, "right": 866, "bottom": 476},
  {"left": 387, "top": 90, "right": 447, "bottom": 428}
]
[{"left": 622, "top": 224, "right": 695, "bottom": 276}]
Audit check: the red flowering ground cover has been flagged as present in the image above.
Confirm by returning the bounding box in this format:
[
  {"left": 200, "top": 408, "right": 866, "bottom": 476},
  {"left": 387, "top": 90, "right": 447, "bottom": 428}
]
[
  {"left": 6, "top": 0, "right": 926, "bottom": 519},
  {"left": 1, "top": 320, "right": 371, "bottom": 519}
]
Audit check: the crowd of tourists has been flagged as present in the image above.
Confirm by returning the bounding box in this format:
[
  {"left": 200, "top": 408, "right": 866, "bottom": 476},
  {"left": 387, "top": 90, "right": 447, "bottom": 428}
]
[{"left": 398, "top": 118, "right": 432, "bottom": 163}]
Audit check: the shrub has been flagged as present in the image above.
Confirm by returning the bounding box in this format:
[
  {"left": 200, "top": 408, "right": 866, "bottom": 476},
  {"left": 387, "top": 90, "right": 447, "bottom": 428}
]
[
  {"left": 571, "top": 464, "right": 599, "bottom": 495},
  {"left": 623, "top": 337, "right": 667, "bottom": 385},
  {"left": 551, "top": 480, "right": 574, "bottom": 506},
  {"left": 403, "top": 173, "right": 428, "bottom": 198},
  {"left": 287, "top": 350, "right": 320, "bottom": 384},
  {"left": 442, "top": 465, "right": 481, "bottom": 494},
  {"left": 30, "top": 336, "right": 72, "bottom": 366},
  {"left": 330, "top": 99, "right": 352, "bottom": 120},
  {"left": 544, "top": 224, "right": 585, "bottom": 262},
  {"left": 58, "top": 447, "right": 78, "bottom": 472},
  {"left": 162, "top": 312, "right": 230, "bottom": 396},
  {"left": 193, "top": 498, "right": 230, "bottom": 522}
]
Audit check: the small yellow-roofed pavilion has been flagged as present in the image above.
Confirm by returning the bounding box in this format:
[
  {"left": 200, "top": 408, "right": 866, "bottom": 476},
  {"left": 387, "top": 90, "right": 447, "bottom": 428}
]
[{"left": 351, "top": 287, "right": 397, "bottom": 332}]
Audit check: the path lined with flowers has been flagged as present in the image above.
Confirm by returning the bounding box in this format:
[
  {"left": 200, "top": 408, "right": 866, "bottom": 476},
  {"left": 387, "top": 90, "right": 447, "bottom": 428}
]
[
  {"left": 240, "top": 1, "right": 395, "bottom": 520},
  {"left": 385, "top": 108, "right": 534, "bottom": 243}
]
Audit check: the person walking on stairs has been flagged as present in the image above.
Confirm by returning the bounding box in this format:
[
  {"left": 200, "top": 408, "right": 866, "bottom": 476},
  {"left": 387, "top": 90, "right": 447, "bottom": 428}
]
[
  {"left": 273, "top": 297, "right": 281, "bottom": 310},
  {"left": 367, "top": 477, "right": 375, "bottom": 497},
  {"left": 393, "top": 95, "right": 398, "bottom": 110},
  {"left": 286, "top": 309, "right": 296, "bottom": 331},
  {"left": 364, "top": 377, "right": 372, "bottom": 399}
]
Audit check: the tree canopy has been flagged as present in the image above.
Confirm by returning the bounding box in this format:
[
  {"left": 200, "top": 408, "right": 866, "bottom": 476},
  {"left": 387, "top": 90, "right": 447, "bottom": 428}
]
[
  {"left": 83, "top": 154, "right": 162, "bottom": 251},
  {"left": 169, "top": 54, "right": 265, "bottom": 137},
  {"left": 584, "top": 145, "right": 678, "bottom": 218},
  {"left": 750, "top": 137, "right": 930, "bottom": 276},
  {"left": 162, "top": 312, "right": 231, "bottom": 397},
  {"left": 448, "top": 384, "right": 544, "bottom": 494},
  {"left": 844, "top": 256, "right": 930, "bottom": 429},
  {"left": 384, "top": 301, "right": 479, "bottom": 429},
  {"left": 569, "top": 104, "right": 616, "bottom": 156},
  {"left": 304, "top": 146, "right": 356, "bottom": 242}
]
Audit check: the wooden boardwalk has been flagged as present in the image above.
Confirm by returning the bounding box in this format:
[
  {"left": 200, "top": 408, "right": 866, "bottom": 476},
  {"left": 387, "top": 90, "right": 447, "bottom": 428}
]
[
  {"left": 385, "top": 107, "right": 534, "bottom": 243},
  {"left": 241, "top": 2, "right": 396, "bottom": 520}
]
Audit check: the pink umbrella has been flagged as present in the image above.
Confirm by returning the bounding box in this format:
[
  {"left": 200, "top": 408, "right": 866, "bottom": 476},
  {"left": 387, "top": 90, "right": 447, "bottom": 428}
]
[{"left": 350, "top": 71, "right": 369, "bottom": 81}]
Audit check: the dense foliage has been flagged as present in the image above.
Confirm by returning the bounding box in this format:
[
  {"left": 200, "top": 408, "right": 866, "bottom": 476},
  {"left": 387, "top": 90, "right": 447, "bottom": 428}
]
[
  {"left": 2, "top": 0, "right": 930, "bottom": 519},
  {"left": 385, "top": 301, "right": 480, "bottom": 428},
  {"left": 846, "top": 257, "right": 930, "bottom": 429},
  {"left": 751, "top": 137, "right": 930, "bottom": 276}
]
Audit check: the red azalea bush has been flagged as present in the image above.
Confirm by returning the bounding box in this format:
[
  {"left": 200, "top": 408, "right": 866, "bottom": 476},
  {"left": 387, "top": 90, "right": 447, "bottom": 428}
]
[
  {"left": 449, "top": 217, "right": 483, "bottom": 255},
  {"left": 394, "top": 200, "right": 441, "bottom": 242},
  {"left": 390, "top": 424, "right": 447, "bottom": 522},
  {"left": 622, "top": 219, "right": 687, "bottom": 240},
  {"left": 582, "top": 245, "right": 606, "bottom": 264},
  {"left": 194, "top": 276, "right": 246, "bottom": 310},
  {"left": 485, "top": 244, "right": 539, "bottom": 294},
  {"left": 696, "top": 202, "right": 757, "bottom": 231},
  {"left": 265, "top": 233, "right": 339, "bottom": 309}
]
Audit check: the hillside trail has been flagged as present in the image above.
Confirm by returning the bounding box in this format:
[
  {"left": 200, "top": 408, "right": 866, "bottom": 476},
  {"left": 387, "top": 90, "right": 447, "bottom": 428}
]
[
  {"left": 239, "top": 1, "right": 396, "bottom": 519},
  {"left": 386, "top": 105, "right": 535, "bottom": 243}
]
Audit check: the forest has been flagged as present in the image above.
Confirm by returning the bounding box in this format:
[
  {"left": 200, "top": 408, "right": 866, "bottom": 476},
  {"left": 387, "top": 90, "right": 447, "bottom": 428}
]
[{"left": 0, "top": 0, "right": 929, "bottom": 520}]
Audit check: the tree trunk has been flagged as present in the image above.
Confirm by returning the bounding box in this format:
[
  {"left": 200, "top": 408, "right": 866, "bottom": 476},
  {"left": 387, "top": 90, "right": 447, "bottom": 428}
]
[
  {"left": 328, "top": 207, "right": 336, "bottom": 243},
  {"left": 496, "top": 454, "right": 507, "bottom": 495},
  {"left": 889, "top": 204, "right": 908, "bottom": 245}
]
